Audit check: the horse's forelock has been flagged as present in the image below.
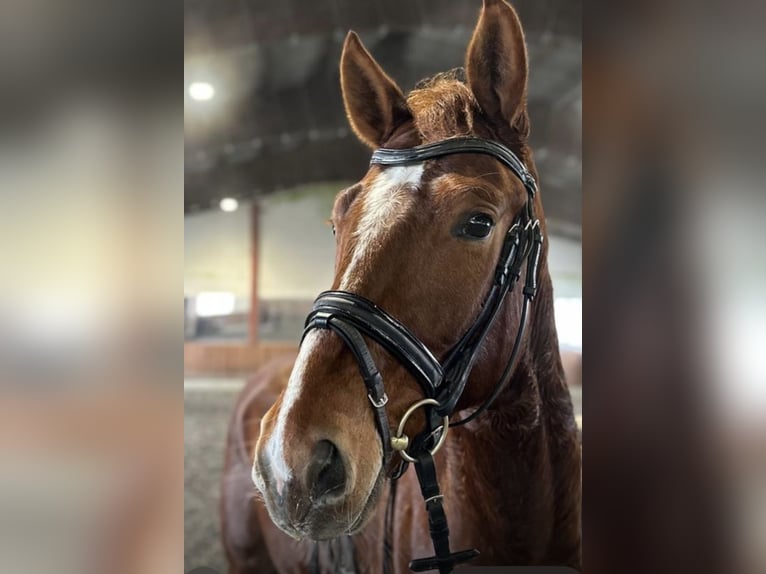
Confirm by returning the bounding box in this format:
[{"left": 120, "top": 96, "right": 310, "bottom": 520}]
[
  {"left": 406, "top": 67, "right": 530, "bottom": 152},
  {"left": 406, "top": 68, "right": 479, "bottom": 142}
]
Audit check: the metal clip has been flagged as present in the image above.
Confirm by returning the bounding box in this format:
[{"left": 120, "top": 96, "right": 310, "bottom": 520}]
[
  {"left": 423, "top": 494, "right": 444, "bottom": 505},
  {"left": 368, "top": 392, "right": 388, "bottom": 408}
]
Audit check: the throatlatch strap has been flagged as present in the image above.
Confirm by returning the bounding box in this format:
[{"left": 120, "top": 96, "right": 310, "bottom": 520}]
[{"left": 409, "top": 452, "right": 479, "bottom": 573}]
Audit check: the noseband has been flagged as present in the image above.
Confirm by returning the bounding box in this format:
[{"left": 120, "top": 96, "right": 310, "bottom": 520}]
[{"left": 301, "top": 136, "right": 542, "bottom": 573}]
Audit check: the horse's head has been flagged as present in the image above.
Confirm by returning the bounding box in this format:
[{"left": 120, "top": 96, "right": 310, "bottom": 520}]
[{"left": 253, "top": 0, "right": 542, "bottom": 540}]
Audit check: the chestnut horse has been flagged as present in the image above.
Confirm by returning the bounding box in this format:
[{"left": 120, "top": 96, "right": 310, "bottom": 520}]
[{"left": 221, "top": 0, "right": 581, "bottom": 572}]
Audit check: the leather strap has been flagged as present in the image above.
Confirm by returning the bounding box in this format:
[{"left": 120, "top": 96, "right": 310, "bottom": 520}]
[
  {"left": 383, "top": 479, "right": 398, "bottom": 574},
  {"left": 436, "top": 222, "right": 524, "bottom": 416},
  {"left": 370, "top": 136, "right": 537, "bottom": 197},
  {"left": 308, "top": 317, "right": 393, "bottom": 466},
  {"left": 305, "top": 291, "right": 444, "bottom": 396},
  {"left": 408, "top": 452, "right": 479, "bottom": 573}
]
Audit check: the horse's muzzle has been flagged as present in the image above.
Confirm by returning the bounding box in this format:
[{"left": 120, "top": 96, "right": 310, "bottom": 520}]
[{"left": 253, "top": 438, "right": 357, "bottom": 540}]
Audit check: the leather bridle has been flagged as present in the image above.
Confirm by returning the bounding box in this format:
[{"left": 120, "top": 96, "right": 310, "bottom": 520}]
[{"left": 301, "top": 136, "right": 542, "bottom": 573}]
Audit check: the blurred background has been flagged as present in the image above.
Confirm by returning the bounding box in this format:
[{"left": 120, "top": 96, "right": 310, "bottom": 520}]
[
  {"left": 183, "top": 0, "right": 581, "bottom": 571},
  {"left": 585, "top": 2, "right": 766, "bottom": 573},
  {"left": 0, "top": 1, "right": 182, "bottom": 573}
]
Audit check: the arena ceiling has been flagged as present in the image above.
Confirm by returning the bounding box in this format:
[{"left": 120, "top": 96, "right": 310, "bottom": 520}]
[{"left": 184, "top": 0, "right": 581, "bottom": 239}]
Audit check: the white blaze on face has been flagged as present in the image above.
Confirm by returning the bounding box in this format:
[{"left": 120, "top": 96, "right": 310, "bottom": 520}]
[
  {"left": 256, "top": 164, "right": 424, "bottom": 495},
  {"left": 258, "top": 330, "right": 324, "bottom": 495},
  {"left": 340, "top": 164, "right": 424, "bottom": 289}
]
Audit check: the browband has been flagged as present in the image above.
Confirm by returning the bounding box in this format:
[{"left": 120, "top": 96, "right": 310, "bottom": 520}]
[{"left": 370, "top": 136, "right": 537, "bottom": 197}]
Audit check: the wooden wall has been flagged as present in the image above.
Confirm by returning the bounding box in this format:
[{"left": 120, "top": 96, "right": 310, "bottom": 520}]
[{"left": 184, "top": 342, "right": 297, "bottom": 376}]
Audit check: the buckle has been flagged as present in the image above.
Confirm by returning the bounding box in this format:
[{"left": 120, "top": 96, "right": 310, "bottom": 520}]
[{"left": 367, "top": 392, "right": 389, "bottom": 408}]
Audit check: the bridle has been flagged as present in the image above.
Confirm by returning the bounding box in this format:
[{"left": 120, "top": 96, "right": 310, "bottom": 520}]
[{"left": 301, "top": 136, "right": 542, "bottom": 573}]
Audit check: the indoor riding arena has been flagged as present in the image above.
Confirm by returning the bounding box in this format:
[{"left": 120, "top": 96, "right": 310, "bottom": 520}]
[{"left": 184, "top": 1, "right": 581, "bottom": 572}]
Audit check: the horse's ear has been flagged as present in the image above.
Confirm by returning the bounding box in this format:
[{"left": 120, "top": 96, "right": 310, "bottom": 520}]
[
  {"left": 340, "top": 31, "right": 411, "bottom": 149},
  {"left": 466, "top": 0, "right": 529, "bottom": 136}
]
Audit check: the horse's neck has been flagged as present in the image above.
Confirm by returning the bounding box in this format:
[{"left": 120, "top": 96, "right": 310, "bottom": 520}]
[
  {"left": 446, "top": 270, "right": 580, "bottom": 560},
  {"left": 473, "top": 266, "right": 570, "bottom": 431}
]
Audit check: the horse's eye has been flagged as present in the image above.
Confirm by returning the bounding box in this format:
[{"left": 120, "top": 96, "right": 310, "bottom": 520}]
[
  {"left": 331, "top": 224, "right": 336, "bottom": 236},
  {"left": 459, "top": 213, "right": 494, "bottom": 239}
]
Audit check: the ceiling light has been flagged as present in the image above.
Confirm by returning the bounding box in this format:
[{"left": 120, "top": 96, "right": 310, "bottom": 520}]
[
  {"left": 188, "top": 81, "right": 215, "bottom": 101},
  {"left": 219, "top": 197, "right": 239, "bottom": 212}
]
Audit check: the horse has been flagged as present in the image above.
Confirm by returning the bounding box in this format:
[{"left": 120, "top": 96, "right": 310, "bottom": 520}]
[{"left": 220, "top": 1, "right": 581, "bottom": 572}]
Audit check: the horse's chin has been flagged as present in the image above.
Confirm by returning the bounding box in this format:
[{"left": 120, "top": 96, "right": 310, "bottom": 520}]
[
  {"left": 281, "top": 469, "right": 386, "bottom": 542},
  {"left": 344, "top": 469, "right": 386, "bottom": 535}
]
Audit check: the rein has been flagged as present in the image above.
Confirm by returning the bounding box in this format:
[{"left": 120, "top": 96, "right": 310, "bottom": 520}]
[{"left": 302, "top": 136, "right": 542, "bottom": 573}]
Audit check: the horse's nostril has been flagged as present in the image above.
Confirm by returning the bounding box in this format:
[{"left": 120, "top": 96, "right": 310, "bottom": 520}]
[{"left": 306, "top": 439, "right": 346, "bottom": 502}]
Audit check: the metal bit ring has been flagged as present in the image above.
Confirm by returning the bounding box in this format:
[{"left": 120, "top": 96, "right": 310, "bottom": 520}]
[{"left": 391, "top": 398, "right": 450, "bottom": 463}]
